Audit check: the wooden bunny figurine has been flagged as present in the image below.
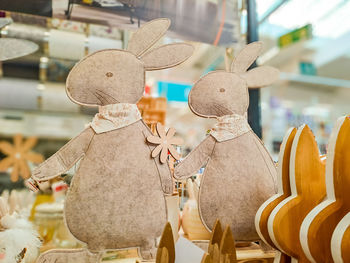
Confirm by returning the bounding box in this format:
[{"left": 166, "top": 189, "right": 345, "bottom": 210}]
[
  {"left": 255, "top": 127, "right": 297, "bottom": 263},
  {"left": 32, "top": 18, "right": 193, "bottom": 262},
  {"left": 331, "top": 212, "right": 350, "bottom": 263},
  {"left": 174, "top": 42, "right": 279, "bottom": 241},
  {"left": 300, "top": 116, "right": 350, "bottom": 263},
  {"left": 267, "top": 125, "right": 326, "bottom": 262}
]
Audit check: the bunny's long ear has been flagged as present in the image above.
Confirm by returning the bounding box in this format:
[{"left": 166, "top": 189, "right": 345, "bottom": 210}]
[
  {"left": 231, "top": 41, "right": 263, "bottom": 73},
  {"left": 141, "top": 43, "right": 194, "bottom": 71},
  {"left": 240, "top": 66, "right": 279, "bottom": 88},
  {"left": 127, "top": 18, "right": 170, "bottom": 57}
]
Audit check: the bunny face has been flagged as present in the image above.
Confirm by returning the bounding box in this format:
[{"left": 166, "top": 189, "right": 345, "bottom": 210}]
[
  {"left": 189, "top": 71, "right": 248, "bottom": 117},
  {"left": 67, "top": 50, "right": 145, "bottom": 105},
  {"left": 66, "top": 18, "right": 194, "bottom": 106},
  {"left": 188, "top": 42, "right": 279, "bottom": 118}
]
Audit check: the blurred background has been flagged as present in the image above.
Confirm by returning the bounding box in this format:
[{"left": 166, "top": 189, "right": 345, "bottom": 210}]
[
  {"left": 0, "top": 0, "right": 350, "bottom": 260},
  {"left": 0, "top": 0, "right": 348, "bottom": 186}
]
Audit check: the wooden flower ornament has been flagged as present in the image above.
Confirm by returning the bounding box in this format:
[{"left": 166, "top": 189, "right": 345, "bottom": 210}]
[
  {"left": 147, "top": 123, "right": 183, "bottom": 164},
  {"left": 0, "top": 134, "right": 44, "bottom": 182}
]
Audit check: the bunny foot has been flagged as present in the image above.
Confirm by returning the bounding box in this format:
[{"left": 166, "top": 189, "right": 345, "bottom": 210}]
[{"left": 36, "top": 248, "right": 102, "bottom": 263}]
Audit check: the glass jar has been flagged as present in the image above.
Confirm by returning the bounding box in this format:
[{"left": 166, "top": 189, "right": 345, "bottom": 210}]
[{"left": 33, "top": 202, "right": 79, "bottom": 251}]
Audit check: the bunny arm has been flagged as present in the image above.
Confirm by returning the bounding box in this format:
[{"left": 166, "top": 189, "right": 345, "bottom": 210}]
[
  {"left": 31, "top": 127, "right": 95, "bottom": 182},
  {"left": 138, "top": 120, "right": 174, "bottom": 195},
  {"left": 174, "top": 135, "right": 216, "bottom": 180}
]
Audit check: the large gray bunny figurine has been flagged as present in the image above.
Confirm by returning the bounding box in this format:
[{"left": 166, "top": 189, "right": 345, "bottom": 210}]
[
  {"left": 174, "top": 42, "right": 278, "bottom": 241},
  {"left": 32, "top": 18, "right": 194, "bottom": 262}
]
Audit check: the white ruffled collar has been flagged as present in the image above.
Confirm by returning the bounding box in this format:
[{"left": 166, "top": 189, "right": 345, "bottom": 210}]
[
  {"left": 210, "top": 114, "right": 251, "bottom": 142},
  {"left": 90, "top": 103, "right": 141, "bottom": 134}
]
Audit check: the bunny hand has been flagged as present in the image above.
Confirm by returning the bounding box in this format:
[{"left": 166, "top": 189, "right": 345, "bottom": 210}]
[
  {"left": 31, "top": 127, "right": 95, "bottom": 182},
  {"left": 174, "top": 135, "right": 216, "bottom": 180}
]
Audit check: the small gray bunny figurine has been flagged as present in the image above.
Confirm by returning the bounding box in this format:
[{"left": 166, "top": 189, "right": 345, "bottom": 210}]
[{"left": 175, "top": 41, "right": 278, "bottom": 241}]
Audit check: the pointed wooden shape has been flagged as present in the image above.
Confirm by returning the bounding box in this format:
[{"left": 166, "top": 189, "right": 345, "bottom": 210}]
[
  {"left": 212, "top": 244, "right": 220, "bottom": 263},
  {"left": 156, "top": 222, "right": 175, "bottom": 263},
  {"left": 267, "top": 125, "right": 326, "bottom": 261},
  {"left": 219, "top": 226, "right": 237, "bottom": 263},
  {"left": 209, "top": 219, "right": 224, "bottom": 255},
  {"left": 273, "top": 251, "right": 292, "bottom": 263},
  {"left": 201, "top": 253, "right": 213, "bottom": 263},
  {"left": 157, "top": 247, "right": 169, "bottom": 263},
  {"left": 255, "top": 127, "right": 297, "bottom": 249},
  {"left": 300, "top": 116, "right": 350, "bottom": 262}
]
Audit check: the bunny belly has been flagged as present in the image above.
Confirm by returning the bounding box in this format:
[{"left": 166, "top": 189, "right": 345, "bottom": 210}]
[
  {"left": 198, "top": 132, "right": 276, "bottom": 241},
  {"left": 64, "top": 124, "right": 167, "bottom": 250}
]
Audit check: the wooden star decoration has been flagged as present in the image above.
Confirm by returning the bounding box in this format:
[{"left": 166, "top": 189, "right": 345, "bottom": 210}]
[
  {"left": 147, "top": 123, "right": 183, "bottom": 164},
  {"left": 0, "top": 134, "right": 44, "bottom": 182}
]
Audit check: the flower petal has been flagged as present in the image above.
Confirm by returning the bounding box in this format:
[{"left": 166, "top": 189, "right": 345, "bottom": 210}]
[
  {"left": 0, "top": 157, "right": 14, "bottom": 171},
  {"left": 10, "top": 162, "right": 19, "bottom": 182},
  {"left": 156, "top": 123, "right": 166, "bottom": 139},
  {"left": 166, "top": 127, "right": 176, "bottom": 139},
  {"left": 168, "top": 145, "right": 180, "bottom": 161},
  {"left": 152, "top": 144, "right": 163, "bottom": 158},
  {"left": 147, "top": 135, "right": 162, "bottom": 144},
  {"left": 24, "top": 152, "right": 44, "bottom": 164},
  {"left": 168, "top": 137, "right": 184, "bottom": 146},
  {"left": 0, "top": 141, "right": 15, "bottom": 155},
  {"left": 19, "top": 159, "right": 31, "bottom": 180},
  {"left": 14, "top": 134, "right": 23, "bottom": 151},
  {"left": 160, "top": 146, "right": 168, "bottom": 164},
  {"left": 22, "top": 137, "right": 38, "bottom": 153}
]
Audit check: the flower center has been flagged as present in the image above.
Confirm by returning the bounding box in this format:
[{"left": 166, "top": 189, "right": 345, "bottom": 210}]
[{"left": 15, "top": 152, "right": 21, "bottom": 159}]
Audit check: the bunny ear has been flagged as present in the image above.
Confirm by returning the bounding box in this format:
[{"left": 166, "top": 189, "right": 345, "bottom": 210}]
[
  {"left": 240, "top": 66, "right": 279, "bottom": 88},
  {"left": 231, "top": 41, "right": 263, "bottom": 73},
  {"left": 141, "top": 43, "right": 194, "bottom": 71},
  {"left": 127, "top": 18, "right": 171, "bottom": 57}
]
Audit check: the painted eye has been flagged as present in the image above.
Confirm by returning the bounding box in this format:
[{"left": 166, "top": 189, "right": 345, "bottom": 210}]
[
  {"left": 220, "top": 88, "right": 225, "bottom": 92},
  {"left": 106, "top": 72, "right": 113, "bottom": 77}
]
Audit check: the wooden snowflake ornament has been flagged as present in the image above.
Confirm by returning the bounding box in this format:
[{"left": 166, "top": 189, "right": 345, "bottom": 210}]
[
  {"left": 0, "top": 134, "right": 44, "bottom": 182},
  {"left": 147, "top": 123, "right": 183, "bottom": 164}
]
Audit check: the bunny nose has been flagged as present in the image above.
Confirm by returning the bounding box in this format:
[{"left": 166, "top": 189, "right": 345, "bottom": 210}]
[{"left": 106, "top": 72, "right": 113, "bottom": 77}]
